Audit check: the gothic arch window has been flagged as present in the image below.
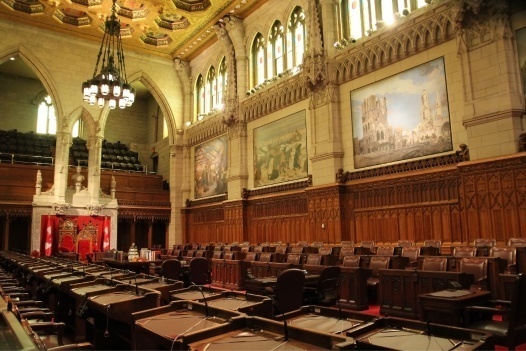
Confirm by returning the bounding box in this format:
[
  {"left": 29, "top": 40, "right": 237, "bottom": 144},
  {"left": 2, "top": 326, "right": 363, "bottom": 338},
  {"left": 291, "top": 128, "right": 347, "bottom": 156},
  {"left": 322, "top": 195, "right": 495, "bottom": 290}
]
[
  {"left": 206, "top": 66, "right": 216, "bottom": 113},
  {"left": 195, "top": 74, "right": 205, "bottom": 119},
  {"left": 251, "top": 33, "right": 266, "bottom": 87},
  {"left": 287, "top": 6, "right": 305, "bottom": 69},
  {"left": 268, "top": 21, "right": 285, "bottom": 77},
  {"left": 216, "top": 57, "right": 227, "bottom": 109},
  {"left": 339, "top": 0, "right": 427, "bottom": 42},
  {"left": 36, "top": 95, "right": 56, "bottom": 135}
]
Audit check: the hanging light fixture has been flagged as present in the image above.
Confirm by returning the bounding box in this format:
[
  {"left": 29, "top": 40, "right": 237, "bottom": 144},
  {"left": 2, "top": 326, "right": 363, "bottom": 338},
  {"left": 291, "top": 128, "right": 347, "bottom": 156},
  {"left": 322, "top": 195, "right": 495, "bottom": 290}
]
[{"left": 82, "top": 0, "right": 135, "bottom": 109}]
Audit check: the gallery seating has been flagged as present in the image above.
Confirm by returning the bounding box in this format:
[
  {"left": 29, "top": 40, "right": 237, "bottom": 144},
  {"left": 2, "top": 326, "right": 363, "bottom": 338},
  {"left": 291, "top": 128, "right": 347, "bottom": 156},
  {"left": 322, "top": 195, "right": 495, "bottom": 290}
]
[
  {"left": 376, "top": 246, "right": 394, "bottom": 256},
  {"left": 342, "top": 255, "right": 361, "bottom": 268},
  {"left": 421, "top": 257, "right": 448, "bottom": 271},
  {"left": 189, "top": 257, "right": 211, "bottom": 286},
  {"left": 490, "top": 246, "right": 517, "bottom": 274},
  {"left": 401, "top": 246, "right": 420, "bottom": 269},
  {"left": 453, "top": 246, "right": 477, "bottom": 257}
]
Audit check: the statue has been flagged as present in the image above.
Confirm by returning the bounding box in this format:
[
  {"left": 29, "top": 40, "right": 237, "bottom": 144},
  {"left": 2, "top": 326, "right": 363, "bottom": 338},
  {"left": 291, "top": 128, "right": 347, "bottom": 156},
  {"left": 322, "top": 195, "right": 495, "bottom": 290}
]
[
  {"left": 72, "top": 166, "right": 85, "bottom": 193},
  {"left": 456, "top": 143, "right": 470, "bottom": 161},
  {"left": 519, "top": 132, "right": 526, "bottom": 152},
  {"left": 36, "top": 170, "right": 42, "bottom": 195}
]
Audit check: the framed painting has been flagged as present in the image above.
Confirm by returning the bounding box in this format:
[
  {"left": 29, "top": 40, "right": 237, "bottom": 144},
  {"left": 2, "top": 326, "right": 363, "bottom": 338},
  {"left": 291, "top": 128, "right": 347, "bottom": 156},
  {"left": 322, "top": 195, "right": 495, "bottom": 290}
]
[
  {"left": 253, "top": 110, "right": 307, "bottom": 187},
  {"left": 351, "top": 57, "right": 452, "bottom": 169},
  {"left": 194, "top": 135, "right": 227, "bottom": 199}
]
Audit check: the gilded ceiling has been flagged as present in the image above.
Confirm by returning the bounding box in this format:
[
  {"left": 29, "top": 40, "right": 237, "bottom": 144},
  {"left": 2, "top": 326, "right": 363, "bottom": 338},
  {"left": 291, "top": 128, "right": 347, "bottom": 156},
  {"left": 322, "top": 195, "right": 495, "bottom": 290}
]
[{"left": 0, "top": 0, "right": 264, "bottom": 59}]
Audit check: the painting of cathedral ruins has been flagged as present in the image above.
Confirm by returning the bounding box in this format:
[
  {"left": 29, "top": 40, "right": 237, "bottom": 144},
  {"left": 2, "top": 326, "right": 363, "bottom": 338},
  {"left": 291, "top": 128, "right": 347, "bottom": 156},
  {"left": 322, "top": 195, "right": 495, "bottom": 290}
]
[
  {"left": 194, "top": 135, "right": 227, "bottom": 199},
  {"left": 253, "top": 110, "right": 308, "bottom": 187},
  {"left": 351, "top": 57, "right": 452, "bottom": 169}
]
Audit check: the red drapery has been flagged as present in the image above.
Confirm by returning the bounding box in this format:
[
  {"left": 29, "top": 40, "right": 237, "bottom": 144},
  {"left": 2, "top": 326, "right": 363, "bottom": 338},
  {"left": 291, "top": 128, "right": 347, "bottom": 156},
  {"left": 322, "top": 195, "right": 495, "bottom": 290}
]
[{"left": 40, "top": 215, "right": 110, "bottom": 256}]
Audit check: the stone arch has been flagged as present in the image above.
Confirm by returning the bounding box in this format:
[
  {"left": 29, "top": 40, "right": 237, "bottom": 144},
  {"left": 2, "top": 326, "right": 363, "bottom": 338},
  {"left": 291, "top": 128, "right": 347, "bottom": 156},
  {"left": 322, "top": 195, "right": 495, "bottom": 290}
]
[
  {"left": 62, "top": 107, "right": 98, "bottom": 138},
  {"left": 0, "top": 45, "right": 63, "bottom": 127}
]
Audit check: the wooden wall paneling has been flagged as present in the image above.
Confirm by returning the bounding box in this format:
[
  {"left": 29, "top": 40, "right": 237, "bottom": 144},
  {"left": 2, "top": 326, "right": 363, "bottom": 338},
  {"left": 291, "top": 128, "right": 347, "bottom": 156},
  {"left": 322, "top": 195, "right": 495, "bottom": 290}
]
[{"left": 516, "top": 168, "right": 526, "bottom": 235}]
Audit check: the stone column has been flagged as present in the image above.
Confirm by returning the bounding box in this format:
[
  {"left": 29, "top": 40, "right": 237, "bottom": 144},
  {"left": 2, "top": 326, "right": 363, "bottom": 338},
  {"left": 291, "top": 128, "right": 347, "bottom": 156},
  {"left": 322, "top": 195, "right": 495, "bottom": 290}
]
[
  {"left": 86, "top": 135, "right": 103, "bottom": 203},
  {"left": 53, "top": 132, "right": 72, "bottom": 203}
]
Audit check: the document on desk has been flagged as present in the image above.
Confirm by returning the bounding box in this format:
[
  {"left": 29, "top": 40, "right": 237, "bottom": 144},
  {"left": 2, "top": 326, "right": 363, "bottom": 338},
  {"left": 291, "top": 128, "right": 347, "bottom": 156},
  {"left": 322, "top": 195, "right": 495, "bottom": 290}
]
[{"left": 427, "top": 289, "right": 473, "bottom": 298}]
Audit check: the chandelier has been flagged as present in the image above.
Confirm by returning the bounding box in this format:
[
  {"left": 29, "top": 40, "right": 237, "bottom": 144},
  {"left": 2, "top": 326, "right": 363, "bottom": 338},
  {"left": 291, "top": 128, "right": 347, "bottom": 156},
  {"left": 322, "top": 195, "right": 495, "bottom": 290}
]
[{"left": 82, "top": 0, "right": 135, "bottom": 109}]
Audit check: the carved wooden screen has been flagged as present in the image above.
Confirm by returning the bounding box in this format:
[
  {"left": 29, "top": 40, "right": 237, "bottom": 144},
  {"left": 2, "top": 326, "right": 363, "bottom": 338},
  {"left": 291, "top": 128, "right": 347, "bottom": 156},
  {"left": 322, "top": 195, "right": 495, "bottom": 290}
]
[
  {"left": 77, "top": 221, "right": 98, "bottom": 260},
  {"left": 58, "top": 219, "right": 77, "bottom": 253}
]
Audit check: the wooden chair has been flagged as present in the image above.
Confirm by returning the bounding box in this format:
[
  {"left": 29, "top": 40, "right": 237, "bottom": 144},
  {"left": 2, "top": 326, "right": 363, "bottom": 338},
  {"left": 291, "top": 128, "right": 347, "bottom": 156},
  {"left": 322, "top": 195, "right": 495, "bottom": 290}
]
[
  {"left": 459, "top": 257, "right": 488, "bottom": 290},
  {"left": 473, "top": 238, "right": 496, "bottom": 247},
  {"left": 465, "top": 274, "right": 526, "bottom": 350},
  {"left": 342, "top": 255, "right": 361, "bottom": 268},
  {"left": 58, "top": 218, "right": 77, "bottom": 254},
  {"left": 361, "top": 241, "right": 375, "bottom": 252},
  {"left": 490, "top": 246, "right": 517, "bottom": 274},
  {"left": 421, "top": 257, "right": 448, "bottom": 271},
  {"left": 376, "top": 247, "right": 394, "bottom": 256},
  {"left": 265, "top": 268, "right": 305, "bottom": 316}
]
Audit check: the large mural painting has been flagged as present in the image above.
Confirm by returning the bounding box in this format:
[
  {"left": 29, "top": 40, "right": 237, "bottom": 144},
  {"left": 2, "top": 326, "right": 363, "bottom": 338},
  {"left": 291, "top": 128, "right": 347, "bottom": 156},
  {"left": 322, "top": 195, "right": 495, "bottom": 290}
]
[
  {"left": 351, "top": 57, "right": 452, "bottom": 169},
  {"left": 194, "top": 135, "right": 227, "bottom": 199},
  {"left": 253, "top": 110, "right": 308, "bottom": 187}
]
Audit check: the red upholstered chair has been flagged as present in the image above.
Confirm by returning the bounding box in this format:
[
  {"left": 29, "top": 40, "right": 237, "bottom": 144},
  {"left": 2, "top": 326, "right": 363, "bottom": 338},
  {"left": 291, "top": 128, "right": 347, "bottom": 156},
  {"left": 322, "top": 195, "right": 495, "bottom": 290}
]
[
  {"left": 58, "top": 219, "right": 77, "bottom": 254},
  {"left": 265, "top": 268, "right": 305, "bottom": 316},
  {"left": 76, "top": 221, "right": 98, "bottom": 261}
]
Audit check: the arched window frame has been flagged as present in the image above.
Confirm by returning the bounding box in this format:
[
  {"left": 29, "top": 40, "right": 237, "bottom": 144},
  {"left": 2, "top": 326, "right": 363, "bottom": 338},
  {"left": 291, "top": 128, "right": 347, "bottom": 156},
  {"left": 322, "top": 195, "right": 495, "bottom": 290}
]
[
  {"left": 251, "top": 33, "right": 266, "bottom": 87},
  {"left": 36, "top": 95, "right": 57, "bottom": 135},
  {"left": 216, "top": 57, "right": 227, "bottom": 109},
  {"left": 268, "top": 21, "right": 285, "bottom": 77},
  {"left": 206, "top": 66, "right": 216, "bottom": 113},
  {"left": 287, "top": 7, "right": 306, "bottom": 69},
  {"left": 195, "top": 74, "right": 205, "bottom": 119}
]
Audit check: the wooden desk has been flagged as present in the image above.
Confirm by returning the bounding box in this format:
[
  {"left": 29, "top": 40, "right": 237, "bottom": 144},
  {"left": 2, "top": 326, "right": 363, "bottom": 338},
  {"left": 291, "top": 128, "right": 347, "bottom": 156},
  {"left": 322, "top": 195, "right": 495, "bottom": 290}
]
[
  {"left": 102, "top": 259, "right": 163, "bottom": 274},
  {"left": 418, "top": 289, "right": 492, "bottom": 327},
  {"left": 244, "top": 274, "right": 319, "bottom": 295},
  {"left": 346, "top": 317, "right": 493, "bottom": 350},
  {"left": 138, "top": 279, "right": 183, "bottom": 305},
  {"left": 170, "top": 286, "right": 224, "bottom": 302},
  {"left": 132, "top": 300, "right": 244, "bottom": 350},
  {"left": 379, "top": 269, "right": 474, "bottom": 320},
  {"left": 186, "top": 316, "right": 351, "bottom": 351},
  {"left": 204, "top": 291, "right": 273, "bottom": 319},
  {"left": 338, "top": 267, "right": 371, "bottom": 311}
]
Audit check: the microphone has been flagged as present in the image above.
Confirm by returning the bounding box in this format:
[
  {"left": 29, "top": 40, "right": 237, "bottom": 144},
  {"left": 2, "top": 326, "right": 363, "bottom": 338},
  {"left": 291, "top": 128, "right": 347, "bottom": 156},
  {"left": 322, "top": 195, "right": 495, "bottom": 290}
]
[
  {"left": 129, "top": 271, "right": 139, "bottom": 295},
  {"left": 426, "top": 320, "right": 431, "bottom": 336},
  {"left": 268, "top": 295, "right": 288, "bottom": 341},
  {"left": 191, "top": 282, "right": 209, "bottom": 317},
  {"left": 337, "top": 299, "right": 343, "bottom": 320}
]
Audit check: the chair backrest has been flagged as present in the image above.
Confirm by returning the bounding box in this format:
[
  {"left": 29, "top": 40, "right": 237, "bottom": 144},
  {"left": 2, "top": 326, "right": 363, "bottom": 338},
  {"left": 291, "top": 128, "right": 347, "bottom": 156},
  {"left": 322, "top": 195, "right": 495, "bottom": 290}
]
[
  {"left": 189, "top": 257, "right": 210, "bottom": 285},
  {"left": 161, "top": 259, "right": 181, "bottom": 280},
  {"left": 339, "top": 247, "right": 355, "bottom": 258},
  {"left": 259, "top": 253, "right": 272, "bottom": 262},
  {"left": 290, "top": 246, "right": 304, "bottom": 254},
  {"left": 453, "top": 246, "right": 477, "bottom": 257},
  {"left": 401, "top": 247, "right": 420, "bottom": 262},
  {"left": 398, "top": 240, "right": 414, "bottom": 248},
  {"left": 244, "top": 252, "right": 259, "bottom": 262},
  {"left": 223, "top": 252, "right": 234, "bottom": 260},
  {"left": 473, "top": 238, "right": 496, "bottom": 247},
  {"left": 315, "top": 266, "right": 341, "bottom": 305},
  {"left": 340, "top": 241, "right": 354, "bottom": 248},
  {"left": 342, "top": 255, "right": 361, "bottom": 268},
  {"left": 319, "top": 248, "right": 332, "bottom": 256},
  {"left": 212, "top": 252, "right": 223, "bottom": 259},
  {"left": 274, "top": 268, "right": 305, "bottom": 314},
  {"left": 305, "top": 254, "right": 322, "bottom": 265},
  {"left": 421, "top": 257, "right": 448, "bottom": 271},
  {"left": 286, "top": 254, "right": 301, "bottom": 265},
  {"left": 423, "top": 240, "right": 442, "bottom": 248},
  {"left": 508, "top": 238, "right": 526, "bottom": 247},
  {"left": 490, "top": 246, "right": 516, "bottom": 266},
  {"left": 194, "top": 250, "right": 204, "bottom": 258},
  {"left": 376, "top": 247, "right": 394, "bottom": 256},
  {"left": 369, "top": 256, "right": 390, "bottom": 276},
  {"left": 459, "top": 257, "right": 487, "bottom": 282},
  {"left": 361, "top": 241, "right": 375, "bottom": 250}
]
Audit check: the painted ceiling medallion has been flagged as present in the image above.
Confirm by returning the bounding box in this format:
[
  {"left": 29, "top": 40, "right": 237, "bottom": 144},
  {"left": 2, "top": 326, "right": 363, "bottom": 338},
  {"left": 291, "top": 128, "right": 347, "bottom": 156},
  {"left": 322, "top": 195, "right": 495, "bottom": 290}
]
[
  {"left": 172, "top": 0, "right": 210, "bottom": 12},
  {"left": 155, "top": 12, "right": 189, "bottom": 30},
  {"left": 98, "top": 21, "right": 133, "bottom": 37},
  {"left": 117, "top": 0, "right": 149, "bottom": 19},
  {"left": 54, "top": 8, "right": 91, "bottom": 26},
  {"left": 2, "top": 0, "right": 44, "bottom": 14},
  {"left": 140, "top": 31, "right": 172, "bottom": 46},
  {"left": 70, "top": 0, "right": 102, "bottom": 6}
]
